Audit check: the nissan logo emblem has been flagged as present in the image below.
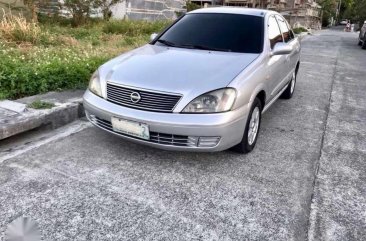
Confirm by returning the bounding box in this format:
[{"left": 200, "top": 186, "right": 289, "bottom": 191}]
[{"left": 130, "top": 92, "right": 141, "bottom": 103}]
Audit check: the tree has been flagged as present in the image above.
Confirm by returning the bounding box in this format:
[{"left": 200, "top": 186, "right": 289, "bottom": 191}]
[
  {"left": 94, "top": 0, "right": 124, "bottom": 21},
  {"left": 23, "top": 0, "right": 40, "bottom": 22},
  {"left": 63, "top": 0, "right": 97, "bottom": 26},
  {"left": 353, "top": 0, "right": 366, "bottom": 26},
  {"left": 341, "top": 0, "right": 366, "bottom": 28},
  {"left": 318, "top": 0, "right": 338, "bottom": 26},
  {"left": 185, "top": 0, "right": 200, "bottom": 12}
]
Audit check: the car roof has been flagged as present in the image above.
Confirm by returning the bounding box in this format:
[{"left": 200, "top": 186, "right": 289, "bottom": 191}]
[{"left": 188, "top": 7, "right": 277, "bottom": 17}]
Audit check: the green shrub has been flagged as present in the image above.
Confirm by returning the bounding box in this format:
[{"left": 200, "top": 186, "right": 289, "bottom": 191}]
[
  {"left": 293, "top": 27, "right": 308, "bottom": 34},
  {"left": 37, "top": 14, "right": 73, "bottom": 27},
  {"left": 102, "top": 20, "right": 171, "bottom": 36},
  {"left": 186, "top": 1, "right": 201, "bottom": 12},
  {"left": 117, "top": 35, "right": 149, "bottom": 48},
  {"left": 27, "top": 100, "right": 55, "bottom": 109}
]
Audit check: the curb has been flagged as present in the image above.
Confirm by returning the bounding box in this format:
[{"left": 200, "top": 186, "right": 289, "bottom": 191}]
[
  {"left": 0, "top": 91, "right": 85, "bottom": 140},
  {"left": 298, "top": 32, "right": 310, "bottom": 40}
]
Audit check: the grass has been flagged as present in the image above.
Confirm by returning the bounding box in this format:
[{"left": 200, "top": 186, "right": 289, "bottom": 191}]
[
  {"left": 0, "top": 13, "right": 172, "bottom": 100},
  {"left": 27, "top": 100, "right": 55, "bottom": 109}
]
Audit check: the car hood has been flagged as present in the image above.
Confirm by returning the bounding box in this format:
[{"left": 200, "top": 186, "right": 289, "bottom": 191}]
[{"left": 99, "top": 44, "right": 259, "bottom": 98}]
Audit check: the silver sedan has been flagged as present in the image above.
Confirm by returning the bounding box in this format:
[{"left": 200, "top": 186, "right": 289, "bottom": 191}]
[{"left": 83, "top": 7, "right": 301, "bottom": 153}]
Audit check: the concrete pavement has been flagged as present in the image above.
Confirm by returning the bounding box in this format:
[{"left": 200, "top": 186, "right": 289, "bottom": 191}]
[
  {"left": 308, "top": 30, "right": 366, "bottom": 240},
  {"left": 0, "top": 90, "right": 84, "bottom": 140},
  {"left": 0, "top": 29, "right": 365, "bottom": 241}
]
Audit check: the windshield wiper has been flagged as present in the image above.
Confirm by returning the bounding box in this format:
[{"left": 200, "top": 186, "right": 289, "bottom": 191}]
[
  {"left": 181, "top": 44, "right": 232, "bottom": 52},
  {"left": 157, "top": 40, "right": 231, "bottom": 52},
  {"left": 156, "top": 39, "right": 178, "bottom": 47}
]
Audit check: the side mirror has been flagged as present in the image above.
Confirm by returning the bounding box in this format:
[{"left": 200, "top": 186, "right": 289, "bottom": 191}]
[
  {"left": 150, "top": 33, "right": 158, "bottom": 41},
  {"left": 271, "top": 42, "right": 293, "bottom": 56}
]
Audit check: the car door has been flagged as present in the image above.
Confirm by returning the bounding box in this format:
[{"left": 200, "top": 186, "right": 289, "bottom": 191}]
[
  {"left": 267, "top": 15, "right": 287, "bottom": 101},
  {"left": 275, "top": 15, "right": 298, "bottom": 88},
  {"left": 285, "top": 20, "right": 301, "bottom": 66}
]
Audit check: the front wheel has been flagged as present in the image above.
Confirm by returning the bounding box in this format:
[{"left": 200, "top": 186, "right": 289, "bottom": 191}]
[
  {"left": 232, "top": 98, "right": 262, "bottom": 154},
  {"left": 358, "top": 40, "right": 362, "bottom": 46}
]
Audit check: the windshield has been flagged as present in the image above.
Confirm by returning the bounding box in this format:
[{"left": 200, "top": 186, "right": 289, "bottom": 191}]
[{"left": 154, "top": 13, "right": 264, "bottom": 53}]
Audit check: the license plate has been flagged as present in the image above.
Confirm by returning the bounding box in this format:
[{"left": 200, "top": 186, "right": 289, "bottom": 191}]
[{"left": 111, "top": 117, "right": 150, "bottom": 140}]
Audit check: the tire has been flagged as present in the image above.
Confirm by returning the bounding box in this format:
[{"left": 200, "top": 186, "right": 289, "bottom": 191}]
[
  {"left": 280, "top": 70, "right": 297, "bottom": 99},
  {"left": 362, "top": 40, "right": 366, "bottom": 50},
  {"left": 358, "top": 40, "right": 363, "bottom": 46},
  {"left": 232, "top": 98, "right": 262, "bottom": 154}
]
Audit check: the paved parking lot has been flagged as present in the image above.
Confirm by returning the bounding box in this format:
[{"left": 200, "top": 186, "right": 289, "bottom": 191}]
[{"left": 0, "top": 29, "right": 365, "bottom": 241}]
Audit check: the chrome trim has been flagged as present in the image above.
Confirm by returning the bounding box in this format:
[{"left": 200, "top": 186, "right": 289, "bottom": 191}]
[
  {"left": 106, "top": 82, "right": 182, "bottom": 113},
  {"left": 130, "top": 92, "right": 141, "bottom": 103},
  {"left": 107, "top": 81, "right": 183, "bottom": 97}
]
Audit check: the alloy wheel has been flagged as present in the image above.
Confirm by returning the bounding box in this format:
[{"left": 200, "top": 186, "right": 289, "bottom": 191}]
[
  {"left": 290, "top": 72, "right": 296, "bottom": 94},
  {"left": 248, "top": 107, "right": 260, "bottom": 145}
]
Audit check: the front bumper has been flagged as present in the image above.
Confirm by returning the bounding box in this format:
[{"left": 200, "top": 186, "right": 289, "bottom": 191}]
[{"left": 83, "top": 90, "right": 249, "bottom": 152}]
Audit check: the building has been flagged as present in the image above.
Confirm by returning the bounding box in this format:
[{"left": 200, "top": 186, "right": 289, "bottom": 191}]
[
  {"left": 226, "top": 0, "right": 321, "bottom": 29},
  {"left": 111, "top": 0, "right": 185, "bottom": 20},
  {"left": 267, "top": 0, "right": 287, "bottom": 11},
  {"left": 190, "top": 0, "right": 224, "bottom": 7},
  {"left": 34, "top": 0, "right": 185, "bottom": 21},
  {"left": 281, "top": 0, "right": 322, "bottom": 29},
  {"left": 191, "top": 0, "right": 321, "bottom": 29}
]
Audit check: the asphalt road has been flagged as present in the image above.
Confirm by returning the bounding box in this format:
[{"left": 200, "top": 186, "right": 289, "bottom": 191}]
[{"left": 0, "top": 29, "right": 365, "bottom": 241}]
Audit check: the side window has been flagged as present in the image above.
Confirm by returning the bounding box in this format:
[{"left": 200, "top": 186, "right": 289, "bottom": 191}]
[
  {"left": 276, "top": 15, "right": 292, "bottom": 42},
  {"left": 268, "top": 15, "right": 283, "bottom": 49},
  {"left": 285, "top": 21, "right": 295, "bottom": 39}
]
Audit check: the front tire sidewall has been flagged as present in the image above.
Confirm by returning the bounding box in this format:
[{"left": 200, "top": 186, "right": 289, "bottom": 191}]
[{"left": 233, "top": 98, "right": 262, "bottom": 153}]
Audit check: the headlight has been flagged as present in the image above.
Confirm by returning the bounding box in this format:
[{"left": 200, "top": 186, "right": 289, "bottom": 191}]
[
  {"left": 89, "top": 70, "right": 102, "bottom": 97},
  {"left": 182, "top": 88, "right": 236, "bottom": 113}
]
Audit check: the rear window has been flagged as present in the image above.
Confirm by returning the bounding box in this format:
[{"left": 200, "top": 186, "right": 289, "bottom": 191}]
[{"left": 155, "top": 13, "right": 264, "bottom": 54}]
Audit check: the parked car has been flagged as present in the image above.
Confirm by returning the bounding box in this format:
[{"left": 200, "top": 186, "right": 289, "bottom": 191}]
[
  {"left": 358, "top": 20, "right": 366, "bottom": 49},
  {"left": 340, "top": 19, "right": 348, "bottom": 25},
  {"left": 83, "top": 7, "right": 301, "bottom": 153}
]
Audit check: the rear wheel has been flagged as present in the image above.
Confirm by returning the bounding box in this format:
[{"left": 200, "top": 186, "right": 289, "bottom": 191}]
[
  {"left": 232, "top": 98, "right": 262, "bottom": 154},
  {"left": 281, "top": 70, "right": 297, "bottom": 99},
  {"left": 358, "top": 40, "right": 362, "bottom": 46}
]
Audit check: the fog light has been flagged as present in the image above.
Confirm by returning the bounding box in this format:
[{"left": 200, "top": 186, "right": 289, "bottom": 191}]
[{"left": 198, "top": 137, "right": 221, "bottom": 147}]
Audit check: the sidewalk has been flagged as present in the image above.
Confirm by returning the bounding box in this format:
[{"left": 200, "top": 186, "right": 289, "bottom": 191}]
[
  {"left": 308, "top": 30, "right": 366, "bottom": 240},
  {"left": 0, "top": 90, "right": 85, "bottom": 140}
]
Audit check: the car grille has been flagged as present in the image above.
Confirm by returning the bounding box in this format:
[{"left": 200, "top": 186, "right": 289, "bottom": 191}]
[
  {"left": 106, "top": 83, "right": 182, "bottom": 112},
  {"left": 87, "top": 114, "right": 198, "bottom": 147}
]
